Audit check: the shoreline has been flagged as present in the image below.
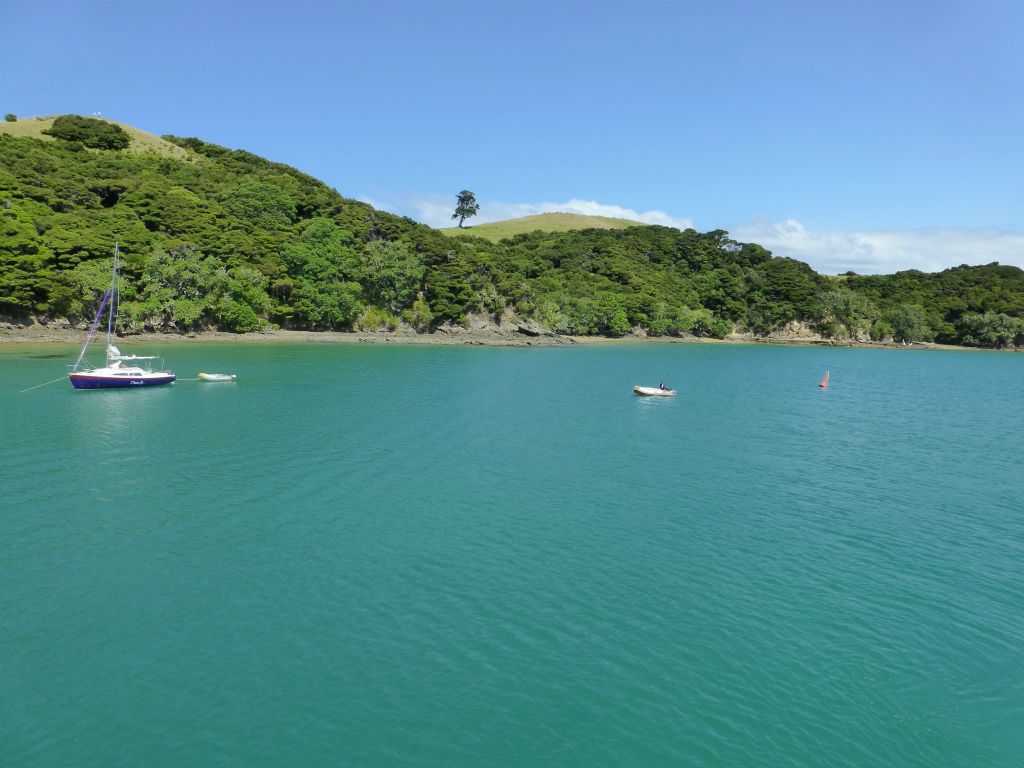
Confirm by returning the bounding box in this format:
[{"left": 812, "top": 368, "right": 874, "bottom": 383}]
[
  {"left": 0, "top": 324, "right": 574, "bottom": 348},
  {"left": 0, "top": 321, "right": 989, "bottom": 352}
]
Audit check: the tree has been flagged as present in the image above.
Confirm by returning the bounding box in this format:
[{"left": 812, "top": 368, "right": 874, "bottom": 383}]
[
  {"left": 885, "top": 304, "right": 933, "bottom": 342},
  {"left": 5, "top": 123, "right": 1024, "bottom": 347},
  {"left": 359, "top": 240, "right": 424, "bottom": 312},
  {"left": 451, "top": 190, "right": 479, "bottom": 228},
  {"left": 42, "top": 115, "right": 130, "bottom": 150},
  {"left": 956, "top": 311, "right": 1023, "bottom": 348},
  {"left": 815, "top": 288, "right": 876, "bottom": 338},
  {"left": 4, "top": 114, "right": 16, "bottom": 122},
  {"left": 219, "top": 181, "right": 296, "bottom": 230}
]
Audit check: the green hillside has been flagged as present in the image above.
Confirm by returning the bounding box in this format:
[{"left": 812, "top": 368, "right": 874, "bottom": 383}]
[
  {"left": 1, "top": 114, "right": 1022, "bottom": 347},
  {"left": 441, "top": 212, "right": 647, "bottom": 242},
  {"left": 0, "top": 114, "right": 190, "bottom": 159}
]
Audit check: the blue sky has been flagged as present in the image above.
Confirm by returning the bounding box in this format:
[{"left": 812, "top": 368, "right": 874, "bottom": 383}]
[{"left": 3, "top": 0, "right": 1021, "bottom": 273}]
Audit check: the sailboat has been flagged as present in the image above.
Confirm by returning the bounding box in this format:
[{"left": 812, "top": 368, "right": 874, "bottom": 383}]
[
  {"left": 68, "top": 244, "right": 176, "bottom": 390},
  {"left": 818, "top": 370, "right": 830, "bottom": 389}
]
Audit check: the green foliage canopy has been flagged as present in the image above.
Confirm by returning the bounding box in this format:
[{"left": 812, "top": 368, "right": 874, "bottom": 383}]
[
  {"left": 42, "top": 115, "right": 130, "bottom": 150},
  {"left": 452, "top": 190, "right": 479, "bottom": 228},
  {"left": 1, "top": 128, "right": 1021, "bottom": 347}
]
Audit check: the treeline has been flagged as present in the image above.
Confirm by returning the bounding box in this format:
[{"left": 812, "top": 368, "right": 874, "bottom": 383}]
[{"left": 1, "top": 117, "right": 1022, "bottom": 348}]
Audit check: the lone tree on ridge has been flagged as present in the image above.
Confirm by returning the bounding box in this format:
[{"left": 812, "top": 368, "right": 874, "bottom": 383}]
[{"left": 451, "top": 190, "right": 480, "bottom": 228}]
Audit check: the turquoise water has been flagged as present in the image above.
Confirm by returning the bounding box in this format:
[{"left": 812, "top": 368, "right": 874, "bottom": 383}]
[{"left": 2, "top": 342, "right": 1022, "bottom": 767}]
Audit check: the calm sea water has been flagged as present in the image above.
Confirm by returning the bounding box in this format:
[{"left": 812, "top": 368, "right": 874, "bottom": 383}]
[{"left": 2, "top": 342, "right": 1022, "bottom": 767}]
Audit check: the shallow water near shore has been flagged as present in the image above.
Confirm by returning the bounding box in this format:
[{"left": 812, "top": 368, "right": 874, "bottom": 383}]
[{"left": 3, "top": 343, "right": 1023, "bottom": 767}]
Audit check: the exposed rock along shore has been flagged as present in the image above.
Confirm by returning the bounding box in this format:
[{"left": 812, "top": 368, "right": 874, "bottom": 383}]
[
  {"left": 0, "top": 315, "right": 966, "bottom": 350},
  {"left": 0, "top": 314, "right": 575, "bottom": 347}
]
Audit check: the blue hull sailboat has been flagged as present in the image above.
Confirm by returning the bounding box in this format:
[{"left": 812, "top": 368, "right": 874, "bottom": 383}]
[{"left": 68, "top": 244, "right": 175, "bottom": 390}]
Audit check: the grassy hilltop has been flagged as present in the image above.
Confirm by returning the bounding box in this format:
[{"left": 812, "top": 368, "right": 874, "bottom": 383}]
[
  {"left": 440, "top": 212, "right": 648, "bottom": 242},
  {"left": 1, "top": 114, "right": 1022, "bottom": 346},
  {"left": 0, "top": 114, "right": 189, "bottom": 159}
]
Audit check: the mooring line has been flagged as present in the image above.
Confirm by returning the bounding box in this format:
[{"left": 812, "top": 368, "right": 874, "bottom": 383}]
[{"left": 20, "top": 376, "right": 68, "bottom": 393}]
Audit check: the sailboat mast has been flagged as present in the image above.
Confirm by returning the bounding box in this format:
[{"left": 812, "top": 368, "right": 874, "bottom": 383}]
[{"left": 106, "top": 242, "right": 118, "bottom": 346}]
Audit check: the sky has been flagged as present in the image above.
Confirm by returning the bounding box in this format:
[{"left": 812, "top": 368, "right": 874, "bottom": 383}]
[{"left": 2, "top": 0, "right": 1022, "bottom": 274}]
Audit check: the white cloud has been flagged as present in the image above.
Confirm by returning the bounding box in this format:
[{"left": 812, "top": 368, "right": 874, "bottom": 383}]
[
  {"left": 355, "top": 194, "right": 388, "bottom": 211},
  {"left": 405, "top": 196, "right": 460, "bottom": 228},
  {"left": 363, "top": 194, "right": 1024, "bottom": 275},
  {"left": 406, "top": 196, "right": 694, "bottom": 231},
  {"left": 733, "top": 217, "right": 1024, "bottom": 274}
]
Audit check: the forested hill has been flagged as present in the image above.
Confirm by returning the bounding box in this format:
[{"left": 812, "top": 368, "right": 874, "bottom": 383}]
[{"left": 2, "top": 115, "right": 1023, "bottom": 348}]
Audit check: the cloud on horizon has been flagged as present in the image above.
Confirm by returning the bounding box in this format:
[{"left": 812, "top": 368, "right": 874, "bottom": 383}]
[
  {"left": 404, "top": 196, "right": 694, "bottom": 231},
  {"left": 733, "top": 218, "right": 1024, "bottom": 275},
  {"left": 359, "top": 194, "right": 1024, "bottom": 276}
]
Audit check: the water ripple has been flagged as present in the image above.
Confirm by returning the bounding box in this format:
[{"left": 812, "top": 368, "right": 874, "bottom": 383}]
[{"left": 2, "top": 344, "right": 1022, "bottom": 766}]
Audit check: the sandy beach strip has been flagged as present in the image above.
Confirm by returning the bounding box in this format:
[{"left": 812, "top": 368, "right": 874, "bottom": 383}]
[
  {"left": 0, "top": 321, "right": 975, "bottom": 352},
  {"left": 0, "top": 323, "right": 572, "bottom": 348}
]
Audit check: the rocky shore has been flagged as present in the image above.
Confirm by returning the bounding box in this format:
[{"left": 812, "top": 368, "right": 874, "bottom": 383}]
[
  {"left": 0, "top": 316, "right": 576, "bottom": 348},
  {"left": 0, "top": 316, "right": 968, "bottom": 351}
]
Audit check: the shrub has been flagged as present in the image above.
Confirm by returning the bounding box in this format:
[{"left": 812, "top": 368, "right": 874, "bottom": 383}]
[
  {"left": 956, "top": 312, "right": 1023, "bottom": 348},
  {"left": 401, "top": 295, "right": 434, "bottom": 331},
  {"left": 215, "top": 299, "right": 263, "bottom": 332},
  {"left": 4, "top": 113, "right": 16, "bottom": 122},
  {"left": 354, "top": 306, "right": 399, "bottom": 331},
  {"left": 884, "top": 304, "right": 933, "bottom": 342},
  {"left": 219, "top": 181, "right": 296, "bottom": 230},
  {"left": 360, "top": 240, "right": 425, "bottom": 312},
  {"left": 42, "top": 115, "right": 130, "bottom": 150},
  {"left": 171, "top": 298, "right": 204, "bottom": 330},
  {"left": 690, "top": 308, "right": 732, "bottom": 338}
]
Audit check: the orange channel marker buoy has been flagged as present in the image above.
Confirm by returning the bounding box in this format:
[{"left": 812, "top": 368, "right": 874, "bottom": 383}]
[{"left": 819, "top": 370, "right": 830, "bottom": 389}]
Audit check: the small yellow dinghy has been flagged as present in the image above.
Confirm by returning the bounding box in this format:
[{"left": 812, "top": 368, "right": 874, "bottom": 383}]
[{"left": 198, "top": 372, "right": 237, "bottom": 382}]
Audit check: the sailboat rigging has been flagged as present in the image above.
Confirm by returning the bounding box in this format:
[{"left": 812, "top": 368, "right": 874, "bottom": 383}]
[{"left": 68, "top": 243, "right": 176, "bottom": 390}]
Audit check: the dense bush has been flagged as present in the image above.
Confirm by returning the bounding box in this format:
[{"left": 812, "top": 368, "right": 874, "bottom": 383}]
[
  {"left": 1, "top": 128, "right": 1021, "bottom": 346},
  {"left": 956, "top": 312, "right": 1024, "bottom": 348},
  {"left": 42, "top": 115, "right": 130, "bottom": 150}
]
